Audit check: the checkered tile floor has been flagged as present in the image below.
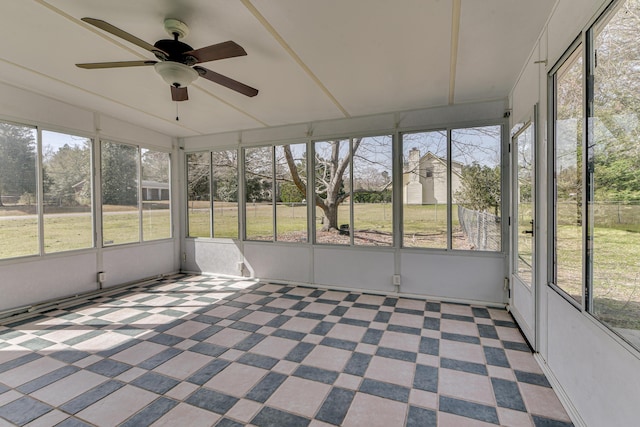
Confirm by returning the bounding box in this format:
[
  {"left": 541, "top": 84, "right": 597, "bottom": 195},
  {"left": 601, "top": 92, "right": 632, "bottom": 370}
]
[{"left": 0, "top": 274, "right": 573, "bottom": 426}]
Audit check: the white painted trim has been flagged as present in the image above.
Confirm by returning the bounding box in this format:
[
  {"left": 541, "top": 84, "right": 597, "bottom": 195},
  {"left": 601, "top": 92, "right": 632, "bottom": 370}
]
[{"left": 534, "top": 353, "right": 587, "bottom": 427}]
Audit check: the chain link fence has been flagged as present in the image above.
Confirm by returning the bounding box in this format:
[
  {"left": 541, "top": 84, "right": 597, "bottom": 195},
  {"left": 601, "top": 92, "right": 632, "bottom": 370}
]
[{"left": 457, "top": 205, "right": 501, "bottom": 251}]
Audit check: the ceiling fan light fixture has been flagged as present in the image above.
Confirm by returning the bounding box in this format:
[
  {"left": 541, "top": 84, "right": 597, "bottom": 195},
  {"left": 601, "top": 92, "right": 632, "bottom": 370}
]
[{"left": 154, "top": 61, "right": 198, "bottom": 88}]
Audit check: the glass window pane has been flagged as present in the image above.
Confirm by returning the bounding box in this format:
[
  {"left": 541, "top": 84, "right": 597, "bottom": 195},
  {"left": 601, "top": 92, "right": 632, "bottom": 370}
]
[
  {"left": 353, "top": 135, "right": 393, "bottom": 246},
  {"left": 516, "top": 124, "right": 534, "bottom": 284},
  {"left": 402, "top": 130, "right": 448, "bottom": 248},
  {"left": 276, "top": 144, "right": 307, "bottom": 242},
  {"left": 212, "top": 150, "right": 238, "bottom": 239},
  {"left": 187, "top": 152, "right": 210, "bottom": 238},
  {"left": 452, "top": 125, "right": 502, "bottom": 251},
  {"left": 245, "top": 146, "right": 273, "bottom": 241},
  {"left": 590, "top": 0, "right": 640, "bottom": 346},
  {"left": 0, "top": 122, "right": 38, "bottom": 259},
  {"left": 554, "top": 47, "right": 584, "bottom": 303},
  {"left": 141, "top": 149, "right": 171, "bottom": 241},
  {"left": 102, "top": 141, "right": 139, "bottom": 245},
  {"left": 42, "top": 131, "right": 93, "bottom": 253},
  {"left": 314, "top": 140, "right": 351, "bottom": 245}
]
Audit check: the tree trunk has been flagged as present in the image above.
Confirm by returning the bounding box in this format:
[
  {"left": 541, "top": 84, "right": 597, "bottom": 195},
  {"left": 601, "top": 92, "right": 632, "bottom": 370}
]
[{"left": 320, "top": 202, "right": 339, "bottom": 231}]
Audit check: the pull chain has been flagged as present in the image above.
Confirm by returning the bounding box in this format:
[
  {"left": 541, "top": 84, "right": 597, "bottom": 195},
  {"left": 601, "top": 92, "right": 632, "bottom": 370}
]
[{"left": 175, "top": 102, "right": 179, "bottom": 121}]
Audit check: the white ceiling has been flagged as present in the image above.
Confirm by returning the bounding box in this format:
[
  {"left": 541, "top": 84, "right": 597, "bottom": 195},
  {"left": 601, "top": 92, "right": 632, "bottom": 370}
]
[{"left": 0, "top": 0, "right": 556, "bottom": 138}]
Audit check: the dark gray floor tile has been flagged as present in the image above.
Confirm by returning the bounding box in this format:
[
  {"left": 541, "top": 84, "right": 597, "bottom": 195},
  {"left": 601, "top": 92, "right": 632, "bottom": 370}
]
[
  {"left": 425, "top": 302, "right": 441, "bottom": 312},
  {"left": 192, "top": 314, "right": 224, "bottom": 325},
  {"left": 86, "top": 358, "right": 131, "bottom": 377},
  {"left": 320, "top": 337, "right": 357, "bottom": 351},
  {"left": 359, "top": 378, "right": 410, "bottom": 403},
  {"left": 478, "top": 324, "right": 500, "bottom": 339},
  {"left": 138, "top": 348, "right": 182, "bottom": 370},
  {"left": 472, "top": 307, "right": 491, "bottom": 318},
  {"left": 419, "top": 336, "right": 440, "bottom": 356},
  {"left": 48, "top": 350, "right": 92, "bottom": 364},
  {"left": 154, "top": 319, "right": 184, "bottom": 333},
  {"left": 353, "top": 302, "right": 379, "bottom": 310},
  {"left": 60, "top": 380, "right": 124, "bottom": 414},
  {"left": 120, "top": 397, "right": 178, "bottom": 427},
  {"left": 251, "top": 406, "right": 310, "bottom": 427},
  {"left": 515, "top": 370, "right": 551, "bottom": 388},
  {"left": 131, "top": 372, "right": 179, "bottom": 394},
  {"left": 265, "top": 315, "right": 291, "bottom": 328},
  {"left": 190, "top": 325, "right": 225, "bottom": 341},
  {"left": 120, "top": 312, "right": 152, "bottom": 325},
  {"left": 414, "top": 364, "right": 438, "bottom": 393},
  {"left": 234, "top": 333, "right": 267, "bottom": 351},
  {"left": 272, "top": 329, "right": 306, "bottom": 341},
  {"left": 0, "top": 396, "right": 52, "bottom": 425},
  {"left": 329, "top": 306, "right": 348, "bottom": 317},
  {"left": 439, "top": 395, "right": 499, "bottom": 424},
  {"left": 0, "top": 353, "right": 42, "bottom": 374},
  {"left": 361, "top": 328, "right": 383, "bottom": 345},
  {"left": 373, "top": 311, "right": 391, "bottom": 323},
  {"left": 229, "top": 321, "right": 261, "bottom": 332},
  {"left": 0, "top": 384, "right": 8, "bottom": 394},
  {"left": 494, "top": 319, "right": 517, "bottom": 328},
  {"left": 317, "top": 298, "right": 340, "bottom": 306},
  {"left": 407, "top": 405, "right": 437, "bottom": 427},
  {"left": 441, "top": 332, "right": 481, "bottom": 344},
  {"left": 310, "top": 321, "right": 334, "bottom": 336},
  {"left": 17, "top": 365, "right": 79, "bottom": 394},
  {"left": 315, "top": 387, "right": 354, "bottom": 425},
  {"left": 98, "top": 339, "right": 141, "bottom": 358},
  {"left": 382, "top": 297, "right": 398, "bottom": 307},
  {"left": 227, "top": 308, "right": 252, "bottom": 321},
  {"left": 285, "top": 342, "right": 316, "bottom": 363},
  {"left": 395, "top": 308, "right": 425, "bottom": 316},
  {"left": 293, "top": 365, "right": 338, "bottom": 385},
  {"left": 344, "top": 293, "right": 359, "bottom": 302},
  {"left": 256, "top": 297, "right": 276, "bottom": 306},
  {"left": 344, "top": 352, "right": 372, "bottom": 377},
  {"left": 187, "top": 359, "right": 231, "bottom": 385},
  {"left": 491, "top": 377, "right": 526, "bottom": 411},
  {"left": 18, "top": 337, "right": 56, "bottom": 351},
  {"left": 387, "top": 324, "right": 421, "bottom": 336},
  {"left": 441, "top": 358, "right": 488, "bottom": 375},
  {"left": 442, "top": 313, "right": 475, "bottom": 323},
  {"left": 532, "top": 415, "right": 575, "bottom": 427},
  {"left": 246, "top": 372, "right": 288, "bottom": 402},
  {"left": 376, "top": 347, "right": 417, "bottom": 362},
  {"left": 189, "top": 342, "right": 228, "bottom": 357},
  {"left": 484, "top": 346, "right": 510, "bottom": 368},
  {"left": 296, "top": 311, "right": 324, "bottom": 320},
  {"left": 423, "top": 316, "right": 440, "bottom": 330},
  {"left": 146, "top": 333, "right": 184, "bottom": 346},
  {"left": 56, "top": 418, "right": 93, "bottom": 427},
  {"left": 238, "top": 353, "right": 279, "bottom": 370},
  {"left": 186, "top": 388, "right": 239, "bottom": 415},
  {"left": 216, "top": 418, "right": 245, "bottom": 427},
  {"left": 290, "top": 301, "right": 310, "bottom": 311},
  {"left": 338, "top": 317, "right": 369, "bottom": 328},
  {"left": 503, "top": 341, "right": 532, "bottom": 352}
]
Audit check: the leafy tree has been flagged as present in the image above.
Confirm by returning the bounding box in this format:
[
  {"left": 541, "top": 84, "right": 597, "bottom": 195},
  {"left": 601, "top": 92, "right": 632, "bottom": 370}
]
[
  {"left": 101, "top": 142, "right": 138, "bottom": 206},
  {"left": 455, "top": 163, "right": 501, "bottom": 215},
  {"left": 280, "top": 182, "right": 304, "bottom": 203},
  {"left": 0, "top": 123, "right": 36, "bottom": 206},
  {"left": 43, "top": 142, "right": 91, "bottom": 206}
]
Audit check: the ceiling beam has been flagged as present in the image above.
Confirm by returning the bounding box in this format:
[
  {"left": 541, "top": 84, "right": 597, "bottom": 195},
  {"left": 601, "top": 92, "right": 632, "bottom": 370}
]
[
  {"left": 240, "top": 0, "right": 350, "bottom": 118},
  {"left": 448, "top": 0, "right": 461, "bottom": 105}
]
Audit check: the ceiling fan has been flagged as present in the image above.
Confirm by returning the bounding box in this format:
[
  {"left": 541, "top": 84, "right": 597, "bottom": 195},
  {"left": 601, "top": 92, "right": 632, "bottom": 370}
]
[{"left": 76, "top": 18, "right": 258, "bottom": 101}]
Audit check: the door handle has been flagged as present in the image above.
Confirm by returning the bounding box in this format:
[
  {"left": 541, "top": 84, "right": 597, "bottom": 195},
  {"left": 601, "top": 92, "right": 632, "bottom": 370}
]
[{"left": 522, "top": 219, "right": 534, "bottom": 235}]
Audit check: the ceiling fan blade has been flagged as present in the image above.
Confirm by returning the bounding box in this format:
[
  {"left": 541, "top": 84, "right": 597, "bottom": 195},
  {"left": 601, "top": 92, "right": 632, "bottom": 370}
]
[
  {"left": 171, "top": 86, "right": 189, "bottom": 101},
  {"left": 76, "top": 60, "right": 157, "bottom": 69},
  {"left": 185, "top": 41, "right": 247, "bottom": 64},
  {"left": 82, "top": 18, "right": 167, "bottom": 56},
  {"left": 194, "top": 66, "right": 258, "bottom": 97}
]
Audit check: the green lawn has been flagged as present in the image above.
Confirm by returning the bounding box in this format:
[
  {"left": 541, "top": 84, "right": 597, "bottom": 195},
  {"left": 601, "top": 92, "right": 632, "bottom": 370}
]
[{"left": 3, "top": 201, "right": 639, "bottom": 330}]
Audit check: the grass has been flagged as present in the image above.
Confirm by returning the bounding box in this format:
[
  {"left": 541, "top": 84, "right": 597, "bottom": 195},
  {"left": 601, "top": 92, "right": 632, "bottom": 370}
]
[{"left": 2, "top": 200, "right": 639, "bottom": 332}]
